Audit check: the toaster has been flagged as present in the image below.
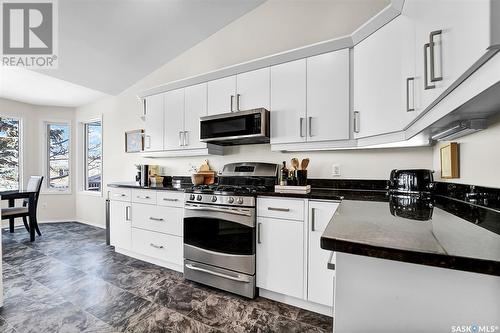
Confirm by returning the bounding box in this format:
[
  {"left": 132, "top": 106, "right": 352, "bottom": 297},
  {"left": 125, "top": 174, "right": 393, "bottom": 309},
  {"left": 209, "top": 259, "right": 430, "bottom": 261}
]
[{"left": 388, "top": 169, "right": 434, "bottom": 193}]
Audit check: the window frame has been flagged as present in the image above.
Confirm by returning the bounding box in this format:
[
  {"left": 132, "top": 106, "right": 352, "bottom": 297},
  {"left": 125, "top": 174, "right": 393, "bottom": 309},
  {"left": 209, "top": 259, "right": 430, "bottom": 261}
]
[
  {"left": 43, "top": 120, "right": 72, "bottom": 194},
  {"left": 82, "top": 119, "right": 102, "bottom": 195},
  {"left": 0, "top": 115, "right": 23, "bottom": 191}
]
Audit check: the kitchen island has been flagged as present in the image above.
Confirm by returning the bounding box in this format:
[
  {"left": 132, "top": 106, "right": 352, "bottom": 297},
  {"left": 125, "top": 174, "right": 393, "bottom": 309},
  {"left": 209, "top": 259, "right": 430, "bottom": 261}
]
[{"left": 321, "top": 195, "right": 500, "bottom": 333}]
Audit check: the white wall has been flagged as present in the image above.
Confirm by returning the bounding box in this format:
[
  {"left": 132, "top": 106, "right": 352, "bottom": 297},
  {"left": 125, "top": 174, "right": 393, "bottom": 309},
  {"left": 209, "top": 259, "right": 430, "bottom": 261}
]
[
  {"left": 433, "top": 116, "right": 500, "bottom": 189},
  {"left": 0, "top": 98, "right": 77, "bottom": 222}
]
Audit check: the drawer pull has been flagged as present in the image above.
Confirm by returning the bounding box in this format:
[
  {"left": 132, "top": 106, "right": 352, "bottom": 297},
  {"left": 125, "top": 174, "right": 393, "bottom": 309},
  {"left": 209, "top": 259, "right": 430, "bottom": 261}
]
[
  {"left": 136, "top": 195, "right": 151, "bottom": 199},
  {"left": 150, "top": 243, "right": 164, "bottom": 249},
  {"left": 267, "top": 207, "right": 290, "bottom": 212},
  {"left": 113, "top": 193, "right": 126, "bottom": 197},
  {"left": 327, "top": 251, "right": 335, "bottom": 270},
  {"left": 149, "top": 217, "right": 164, "bottom": 222},
  {"left": 162, "top": 198, "right": 179, "bottom": 202}
]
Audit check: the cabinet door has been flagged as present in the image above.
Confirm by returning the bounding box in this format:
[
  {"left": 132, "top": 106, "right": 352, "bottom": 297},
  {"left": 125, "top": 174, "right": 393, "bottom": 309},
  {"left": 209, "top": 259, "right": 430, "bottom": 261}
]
[
  {"left": 164, "top": 88, "right": 185, "bottom": 150},
  {"left": 270, "top": 59, "right": 307, "bottom": 144},
  {"left": 110, "top": 200, "right": 131, "bottom": 250},
  {"left": 144, "top": 93, "right": 165, "bottom": 151},
  {"left": 307, "top": 50, "right": 350, "bottom": 142},
  {"left": 184, "top": 83, "right": 207, "bottom": 149},
  {"left": 406, "top": 0, "right": 490, "bottom": 113},
  {"left": 207, "top": 76, "right": 236, "bottom": 115},
  {"left": 353, "top": 15, "right": 417, "bottom": 139},
  {"left": 256, "top": 217, "right": 304, "bottom": 299},
  {"left": 236, "top": 67, "right": 270, "bottom": 111},
  {"left": 308, "top": 201, "right": 339, "bottom": 307}
]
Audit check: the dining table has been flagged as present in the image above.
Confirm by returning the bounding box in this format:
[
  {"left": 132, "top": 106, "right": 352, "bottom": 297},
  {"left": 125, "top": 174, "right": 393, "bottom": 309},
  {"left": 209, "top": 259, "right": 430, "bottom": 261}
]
[{"left": 0, "top": 189, "right": 38, "bottom": 241}]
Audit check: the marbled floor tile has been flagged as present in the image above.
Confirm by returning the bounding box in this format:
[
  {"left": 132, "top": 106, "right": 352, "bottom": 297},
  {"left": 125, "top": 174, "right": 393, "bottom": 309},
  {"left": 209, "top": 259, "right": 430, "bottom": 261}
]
[
  {"left": 2, "top": 243, "right": 47, "bottom": 267},
  {"left": 0, "top": 315, "right": 17, "bottom": 333},
  {"left": 248, "top": 296, "right": 301, "bottom": 320},
  {"left": 85, "top": 288, "right": 159, "bottom": 332},
  {"left": 188, "top": 294, "right": 261, "bottom": 333},
  {"left": 249, "top": 311, "right": 326, "bottom": 333},
  {"left": 125, "top": 305, "right": 216, "bottom": 333},
  {"left": 31, "top": 261, "right": 85, "bottom": 291},
  {"left": 296, "top": 308, "right": 333, "bottom": 331},
  {"left": 56, "top": 275, "right": 127, "bottom": 310},
  {"left": 147, "top": 282, "right": 209, "bottom": 315}
]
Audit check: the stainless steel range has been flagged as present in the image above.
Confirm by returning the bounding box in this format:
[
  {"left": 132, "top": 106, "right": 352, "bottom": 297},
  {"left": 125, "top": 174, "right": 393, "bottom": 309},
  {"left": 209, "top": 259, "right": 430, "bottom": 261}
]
[{"left": 183, "top": 162, "right": 278, "bottom": 298}]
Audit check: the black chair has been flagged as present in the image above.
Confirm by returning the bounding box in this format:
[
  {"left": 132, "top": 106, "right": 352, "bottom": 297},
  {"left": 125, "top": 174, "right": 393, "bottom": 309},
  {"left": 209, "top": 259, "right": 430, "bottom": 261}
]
[{"left": 2, "top": 176, "right": 44, "bottom": 240}]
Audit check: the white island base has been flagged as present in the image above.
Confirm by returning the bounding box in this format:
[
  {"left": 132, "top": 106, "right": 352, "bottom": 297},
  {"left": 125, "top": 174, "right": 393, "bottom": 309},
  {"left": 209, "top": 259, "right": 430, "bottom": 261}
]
[{"left": 334, "top": 253, "right": 500, "bottom": 333}]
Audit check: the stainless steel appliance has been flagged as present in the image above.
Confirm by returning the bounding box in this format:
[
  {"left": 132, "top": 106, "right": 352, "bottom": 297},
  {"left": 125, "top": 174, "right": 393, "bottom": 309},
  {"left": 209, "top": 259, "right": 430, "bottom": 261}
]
[
  {"left": 388, "top": 169, "right": 434, "bottom": 194},
  {"left": 183, "top": 162, "right": 279, "bottom": 298},
  {"left": 199, "top": 108, "right": 270, "bottom": 146}
]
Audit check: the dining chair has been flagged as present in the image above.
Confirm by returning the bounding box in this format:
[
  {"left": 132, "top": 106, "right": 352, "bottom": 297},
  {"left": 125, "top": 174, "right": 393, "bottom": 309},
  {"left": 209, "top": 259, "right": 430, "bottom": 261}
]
[{"left": 1, "top": 176, "right": 44, "bottom": 240}]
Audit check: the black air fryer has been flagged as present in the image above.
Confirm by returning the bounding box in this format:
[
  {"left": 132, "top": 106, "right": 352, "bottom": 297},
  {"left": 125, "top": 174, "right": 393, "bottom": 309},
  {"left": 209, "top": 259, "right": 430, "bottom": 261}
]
[{"left": 388, "top": 169, "right": 434, "bottom": 194}]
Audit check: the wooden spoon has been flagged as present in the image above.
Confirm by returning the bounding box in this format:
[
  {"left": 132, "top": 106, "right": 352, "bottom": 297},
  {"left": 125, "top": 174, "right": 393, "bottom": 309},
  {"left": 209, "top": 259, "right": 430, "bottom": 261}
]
[
  {"left": 301, "top": 158, "right": 310, "bottom": 170},
  {"left": 291, "top": 158, "right": 299, "bottom": 171}
]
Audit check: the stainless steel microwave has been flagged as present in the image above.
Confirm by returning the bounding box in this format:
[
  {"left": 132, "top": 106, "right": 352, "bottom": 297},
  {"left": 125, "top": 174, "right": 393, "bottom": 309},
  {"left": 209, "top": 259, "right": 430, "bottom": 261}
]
[{"left": 200, "top": 108, "right": 270, "bottom": 146}]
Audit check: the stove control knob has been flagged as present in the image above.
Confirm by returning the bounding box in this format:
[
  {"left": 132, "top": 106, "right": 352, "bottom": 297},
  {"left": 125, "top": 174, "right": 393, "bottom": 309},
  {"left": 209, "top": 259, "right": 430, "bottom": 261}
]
[
  {"left": 196, "top": 195, "right": 203, "bottom": 201},
  {"left": 237, "top": 197, "right": 244, "bottom": 205},
  {"left": 189, "top": 194, "right": 195, "bottom": 201},
  {"left": 227, "top": 197, "right": 234, "bottom": 204},
  {"left": 211, "top": 196, "right": 217, "bottom": 202}
]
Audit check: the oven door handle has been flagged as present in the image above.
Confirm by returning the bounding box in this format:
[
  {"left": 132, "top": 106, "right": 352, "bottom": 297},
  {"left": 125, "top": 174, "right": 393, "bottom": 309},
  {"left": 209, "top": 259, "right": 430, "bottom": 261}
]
[
  {"left": 184, "top": 205, "right": 252, "bottom": 217},
  {"left": 185, "top": 263, "right": 251, "bottom": 283}
]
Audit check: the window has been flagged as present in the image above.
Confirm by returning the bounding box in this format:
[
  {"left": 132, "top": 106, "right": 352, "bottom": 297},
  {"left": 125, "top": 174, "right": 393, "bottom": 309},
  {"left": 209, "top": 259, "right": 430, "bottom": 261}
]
[
  {"left": 47, "top": 122, "right": 70, "bottom": 190},
  {"left": 84, "top": 121, "right": 102, "bottom": 191},
  {"left": 0, "top": 116, "right": 21, "bottom": 191}
]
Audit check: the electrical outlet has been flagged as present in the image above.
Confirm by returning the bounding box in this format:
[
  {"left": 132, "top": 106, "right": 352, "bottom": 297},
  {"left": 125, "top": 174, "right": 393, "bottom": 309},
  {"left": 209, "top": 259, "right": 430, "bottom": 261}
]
[{"left": 332, "top": 164, "right": 341, "bottom": 177}]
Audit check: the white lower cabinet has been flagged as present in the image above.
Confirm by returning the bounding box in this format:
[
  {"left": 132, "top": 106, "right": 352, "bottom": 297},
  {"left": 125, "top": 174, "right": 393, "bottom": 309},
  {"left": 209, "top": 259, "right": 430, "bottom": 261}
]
[
  {"left": 256, "top": 216, "right": 304, "bottom": 299},
  {"left": 109, "top": 200, "right": 132, "bottom": 251},
  {"left": 307, "top": 200, "right": 339, "bottom": 307},
  {"left": 109, "top": 189, "right": 184, "bottom": 272}
]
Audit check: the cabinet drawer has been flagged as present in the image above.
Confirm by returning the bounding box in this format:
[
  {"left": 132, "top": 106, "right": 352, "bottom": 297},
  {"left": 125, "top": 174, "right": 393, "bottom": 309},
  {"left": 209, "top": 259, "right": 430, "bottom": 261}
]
[
  {"left": 157, "top": 191, "right": 184, "bottom": 208},
  {"left": 257, "top": 197, "right": 305, "bottom": 221},
  {"left": 132, "top": 203, "right": 183, "bottom": 236},
  {"left": 131, "top": 228, "right": 182, "bottom": 266},
  {"left": 108, "top": 187, "right": 131, "bottom": 202},
  {"left": 132, "top": 189, "right": 157, "bottom": 205}
]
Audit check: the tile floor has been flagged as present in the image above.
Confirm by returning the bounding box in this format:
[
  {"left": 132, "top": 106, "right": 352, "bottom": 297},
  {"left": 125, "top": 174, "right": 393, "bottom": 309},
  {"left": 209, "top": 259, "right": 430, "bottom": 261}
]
[{"left": 1, "top": 222, "right": 333, "bottom": 332}]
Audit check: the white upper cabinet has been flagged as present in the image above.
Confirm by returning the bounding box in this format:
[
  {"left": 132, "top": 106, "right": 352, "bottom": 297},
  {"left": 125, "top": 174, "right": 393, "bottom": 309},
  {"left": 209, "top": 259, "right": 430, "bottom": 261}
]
[
  {"left": 236, "top": 67, "right": 270, "bottom": 111},
  {"left": 270, "top": 59, "right": 307, "bottom": 144},
  {"left": 308, "top": 201, "right": 339, "bottom": 307},
  {"left": 353, "top": 15, "right": 417, "bottom": 139},
  {"left": 164, "top": 88, "right": 185, "bottom": 150},
  {"left": 207, "top": 76, "right": 236, "bottom": 115},
  {"left": 307, "top": 49, "right": 350, "bottom": 142},
  {"left": 405, "top": 0, "right": 492, "bottom": 113},
  {"left": 184, "top": 83, "right": 208, "bottom": 149},
  {"left": 144, "top": 93, "right": 165, "bottom": 151}
]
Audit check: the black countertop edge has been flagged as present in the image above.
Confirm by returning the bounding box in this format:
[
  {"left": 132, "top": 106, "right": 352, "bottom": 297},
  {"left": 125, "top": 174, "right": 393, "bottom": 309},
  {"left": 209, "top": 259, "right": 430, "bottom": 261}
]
[
  {"left": 257, "top": 189, "right": 388, "bottom": 201},
  {"left": 107, "top": 183, "right": 190, "bottom": 191},
  {"left": 320, "top": 237, "right": 500, "bottom": 276}
]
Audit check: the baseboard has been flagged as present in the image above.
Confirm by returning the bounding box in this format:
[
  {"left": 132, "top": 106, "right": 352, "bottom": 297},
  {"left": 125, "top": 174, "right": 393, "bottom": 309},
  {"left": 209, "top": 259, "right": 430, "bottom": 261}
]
[
  {"left": 72, "top": 219, "right": 105, "bottom": 229},
  {"left": 259, "top": 289, "right": 333, "bottom": 317}
]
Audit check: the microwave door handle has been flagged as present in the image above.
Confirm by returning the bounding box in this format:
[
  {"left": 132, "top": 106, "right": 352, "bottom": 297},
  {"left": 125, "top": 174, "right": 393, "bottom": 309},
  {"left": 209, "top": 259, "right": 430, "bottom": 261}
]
[{"left": 184, "top": 205, "right": 252, "bottom": 217}]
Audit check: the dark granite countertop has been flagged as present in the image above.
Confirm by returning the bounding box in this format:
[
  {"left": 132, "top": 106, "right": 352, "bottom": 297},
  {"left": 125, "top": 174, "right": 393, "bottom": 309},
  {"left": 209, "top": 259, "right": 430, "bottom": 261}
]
[
  {"left": 257, "top": 188, "right": 388, "bottom": 202},
  {"left": 320, "top": 195, "right": 500, "bottom": 276},
  {"left": 107, "top": 182, "right": 190, "bottom": 191}
]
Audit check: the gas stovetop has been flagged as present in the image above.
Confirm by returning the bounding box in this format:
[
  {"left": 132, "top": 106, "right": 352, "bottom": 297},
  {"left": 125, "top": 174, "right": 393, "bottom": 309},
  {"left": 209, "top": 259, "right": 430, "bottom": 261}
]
[{"left": 187, "top": 184, "right": 269, "bottom": 196}]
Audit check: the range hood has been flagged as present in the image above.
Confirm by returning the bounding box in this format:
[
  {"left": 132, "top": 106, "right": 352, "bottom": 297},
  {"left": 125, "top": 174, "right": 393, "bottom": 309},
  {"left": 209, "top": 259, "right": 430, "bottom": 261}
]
[{"left": 200, "top": 108, "right": 270, "bottom": 146}]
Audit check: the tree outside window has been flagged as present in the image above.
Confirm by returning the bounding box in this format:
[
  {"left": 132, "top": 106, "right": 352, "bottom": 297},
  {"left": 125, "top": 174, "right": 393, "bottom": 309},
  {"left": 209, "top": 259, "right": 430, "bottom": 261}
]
[
  {"left": 47, "top": 123, "right": 70, "bottom": 190},
  {"left": 84, "top": 121, "right": 102, "bottom": 191},
  {"left": 0, "top": 117, "right": 20, "bottom": 191}
]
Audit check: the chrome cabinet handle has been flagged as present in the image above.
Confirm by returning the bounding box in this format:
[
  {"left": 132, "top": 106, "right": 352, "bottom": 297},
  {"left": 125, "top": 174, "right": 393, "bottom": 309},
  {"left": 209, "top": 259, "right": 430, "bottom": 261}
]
[
  {"left": 142, "top": 99, "right": 147, "bottom": 116},
  {"left": 353, "top": 111, "right": 360, "bottom": 133},
  {"left": 230, "top": 95, "right": 234, "bottom": 112},
  {"left": 311, "top": 207, "right": 316, "bottom": 231},
  {"left": 150, "top": 243, "right": 164, "bottom": 249},
  {"left": 308, "top": 117, "right": 313, "bottom": 137},
  {"left": 183, "top": 131, "right": 189, "bottom": 146},
  {"left": 136, "top": 195, "right": 150, "bottom": 199},
  {"left": 179, "top": 131, "right": 183, "bottom": 146},
  {"left": 162, "top": 198, "right": 179, "bottom": 202},
  {"left": 299, "top": 118, "right": 305, "bottom": 137},
  {"left": 113, "top": 193, "right": 126, "bottom": 197},
  {"left": 145, "top": 135, "right": 151, "bottom": 149},
  {"left": 267, "top": 207, "right": 290, "bottom": 212},
  {"left": 257, "top": 222, "right": 262, "bottom": 244},
  {"left": 327, "top": 251, "right": 336, "bottom": 270},
  {"left": 149, "top": 217, "right": 164, "bottom": 222},
  {"left": 424, "top": 43, "right": 435, "bottom": 90},
  {"left": 125, "top": 206, "right": 131, "bottom": 221},
  {"left": 185, "top": 205, "right": 252, "bottom": 217},
  {"left": 406, "top": 77, "right": 415, "bottom": 112},
  {"left": 429, "top": 30, "right": 443, "bottom": 82},
  {"left": 185, "top": 263, "right": 251, "bottom": 283},
  {"left": 236, "top": 94, "right": 241, "bottom": 111}
]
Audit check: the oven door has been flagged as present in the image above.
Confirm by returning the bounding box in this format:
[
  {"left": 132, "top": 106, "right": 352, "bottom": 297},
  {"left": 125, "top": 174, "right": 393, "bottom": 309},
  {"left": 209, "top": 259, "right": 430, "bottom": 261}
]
[{"left": 184, "top": 203, "right": 255, "bottom": 275}]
